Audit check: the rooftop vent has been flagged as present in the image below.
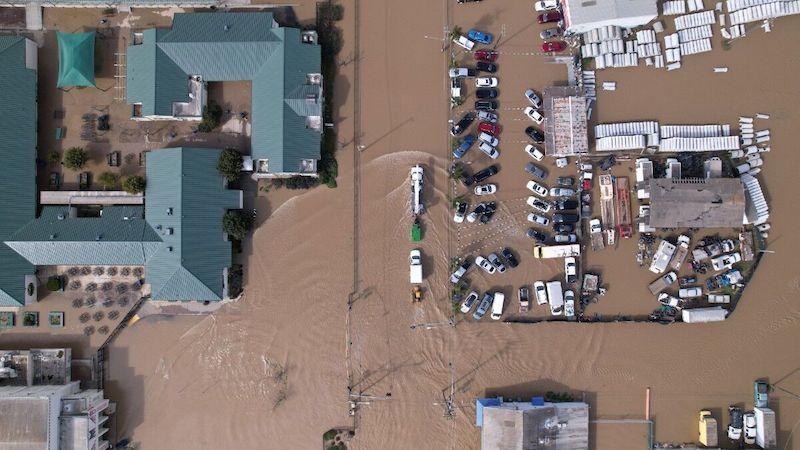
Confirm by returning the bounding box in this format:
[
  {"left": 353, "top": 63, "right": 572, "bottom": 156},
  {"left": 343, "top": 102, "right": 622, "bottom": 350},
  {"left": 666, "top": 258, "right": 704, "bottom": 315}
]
[
  {"left": 57, "top": 213, "right": 65, "bottom": 220},
  {"left": 49, "top": 234, "right": 56, "bottom": 240},
  {"left": 96, "top": 234, "right": 103, "bottom": 241},
  {"left": 166, "top": 227, "right": 173, "bottom": 236},
  {"left": 224, "top": 24, "right": 230, "bottom": 31},
  {"left": 167, "top": 246, "right": 173, "bottom": 252},
  {"left": 167, "top": 208, "right": 173, "bottom": 216}
]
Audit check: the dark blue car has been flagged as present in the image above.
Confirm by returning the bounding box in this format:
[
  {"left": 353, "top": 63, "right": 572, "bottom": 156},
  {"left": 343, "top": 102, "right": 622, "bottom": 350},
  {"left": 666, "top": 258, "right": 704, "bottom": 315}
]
[
  {"left": 453, "top": 135, "right": 476, "bottom": 159},
  {"left": 468, "top": 29, "right": 493, "bottom": 45}
]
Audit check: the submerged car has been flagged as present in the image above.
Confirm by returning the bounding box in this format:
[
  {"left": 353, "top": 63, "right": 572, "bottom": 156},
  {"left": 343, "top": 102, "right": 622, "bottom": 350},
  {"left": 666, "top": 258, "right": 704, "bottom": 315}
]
[
  {"left": 450, "top": 260, "right": 471, "bottom": 284},
  {"left": 534, "top": 0, "right": 559, "bottom": 11},
  {"left": 527, "top": 228, "right": 547, "bottom": 243},
  {"left": 525, "top": 144, "right": 545, "bottom": 161},
  {"left": 476, "top": 77, "right": 499, "bottom": 88},
  {"left": 475, "top": 255, "right": 496, "bottom": 274},
  {"left": 487, "top": 253, "right": 506, "bottom": 273},
  {"left": 527, "top": 213, "right": 550, "bottom": 226},
  {"left": 549, "top": 187, "right": 575, "bottom": 197},
  {"left": 473, "top": 164, "right": 499, "bottom": 182},
  {"left": 475, "top": 100, "right": 498, "bottom": 111},
  {"left": 527, "top": 196, "right": 552, "bottom": 213},
  {"left": 479, "top": 122, "right": 501, "bottom": 135},
  {"left": 564, "top": 257, "right": 577, "bottom": 284},
  {"left": 534, "top": 281, "right": 548, "bottom": 305},
  {"left": 553, "top": 213, "right": 580, "bottom": 224},
  {"left": 501, "top": 248, "right": 519, "bottom": 268},
  {"left": 524, "top": 89, "right": 542, "bottom": 108},
  {"left": 564, "top": 290, "right": 575, "bottom": 317},
  {"left": 526, "top": 180, "right": 549, "bottom": 197},
  {"left": 467, "top": 203, "right": 486, "bottom": 223},
  {"left": 450, "top": 112, "right": 474, "bottom": 136},
  {"left": 475, "top": 61, "right": 498, "bottom": 73},
  {"left": 452, "top": 135, "right": 476, "bottom": 159},
  {"left": 476, "top": 88, "right": 498, "bottom": 99},
  {"left": 524, "top": 162, "right": 548, "bottom": 180},
  {"left": 523, "top": 107, "right": 544, "bottom": 124},
  {"left": 525, "top": 126, "right": 545, "bottom": 143},
  {"left": 474, "top": 184, "right": 497, "bottom": 196},
  {"left": 478, "top": 142, "right": 500, "bottom": 159},
  {"left": 477, "top": 110, "right": 498, "bottom": 123},
  {"left": 472, "top": 292, "right": 493, "bottom": 320},
  {"left": 542, "top": 40, "right": 567, "bottom": 52},
  {"left": 537, "top": 11, "right": 562, "bottom": 24},
  {"left": 474, "top": 49, "right": 498, "bottom": 62},
  {"left": 460, "top": 291, "right": 480, "bottom": 313},
  {"left": 468, "top": 28, "right": 493, "bottom": 44},
  {"left": 453, "top": 201, "right": 468, "bottom": 223},
  {"left": 540, "top": 27, "right": 563, "bottom": 40}
]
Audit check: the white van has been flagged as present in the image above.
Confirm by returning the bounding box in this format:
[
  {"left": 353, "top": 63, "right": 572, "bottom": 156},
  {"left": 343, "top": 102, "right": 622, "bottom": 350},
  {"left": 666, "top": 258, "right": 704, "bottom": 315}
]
[
  {"left": 679, "top": 287, "right": 703, "bottom": 298},
  {"left": 546, "top": 281, "right": 564, "bottom": 315},
  {"left": 490, "top": 292, "right": 505, "bottom": 320}
]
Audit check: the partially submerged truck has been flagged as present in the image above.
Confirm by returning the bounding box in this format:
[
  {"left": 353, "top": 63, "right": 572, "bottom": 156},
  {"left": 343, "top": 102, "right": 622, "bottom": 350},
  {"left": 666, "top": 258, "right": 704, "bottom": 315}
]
[
  {"left": 755, "top": 407, "right": 777, "bottom": 449},
  {"left": 698, "top": 410, "right": 718, "bottom": 447},
  {"left": 533, "top": 244, "right": 580, "bottom": 259},
  {"left": 681, "top": 306, "right": 729, "bottom": 323},
  {"left": 648, "top": 271, "right": 677, "bottom": 295},
  {"left": 546, "top": 281, "right": 564, "bottom": 316},
  {"left": 669, "top": 235, "right": 691, "bottom": 271},
  {"left": 649, "top": 239, "right": 677, "bottom": 274}
]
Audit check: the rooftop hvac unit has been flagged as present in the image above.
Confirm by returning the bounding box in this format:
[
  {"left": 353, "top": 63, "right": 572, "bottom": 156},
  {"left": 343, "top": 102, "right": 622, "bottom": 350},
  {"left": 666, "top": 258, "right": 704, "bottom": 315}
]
[{"left": 166, "top": 228, "right": 173, "bottom": 235}]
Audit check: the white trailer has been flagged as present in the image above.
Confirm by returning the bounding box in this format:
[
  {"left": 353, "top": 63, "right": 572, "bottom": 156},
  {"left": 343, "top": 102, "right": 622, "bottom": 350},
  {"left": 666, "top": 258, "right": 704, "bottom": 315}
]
[
  {"left": 755, "top": 407, "right": 776, "bottom": 449},
  {"left": 409, "top": 249, "right": 423, "bottom": 284},
  {"left": 681, "top": 307, "right": 728, "bottom": 323},
  {"left": 650, "top": 239, "right": 677, "bottom": 274},
  {"left": 533, "top": 244, "right": 581, "bottom": 259},
  {"left": 410, "top": 165, "right": 424, "bottom": 215},
  {"left": 546, "top": 281, "right": 564, "bottom": 316}
]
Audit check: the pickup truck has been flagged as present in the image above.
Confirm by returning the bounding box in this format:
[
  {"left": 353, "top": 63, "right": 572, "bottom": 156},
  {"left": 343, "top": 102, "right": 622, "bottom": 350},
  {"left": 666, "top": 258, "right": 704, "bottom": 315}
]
[
  {"left": 648, "top": 271, "right": 678, "bottom": 295},
  {"left": 410, "top": 249, "right": 423, "bottom": 284},
  {"left": 669, "top": 235, "right": 691, "bottom": 270}
]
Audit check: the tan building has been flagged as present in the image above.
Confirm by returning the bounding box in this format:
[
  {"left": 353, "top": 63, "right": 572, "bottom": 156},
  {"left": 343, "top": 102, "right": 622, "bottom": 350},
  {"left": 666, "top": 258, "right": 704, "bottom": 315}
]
[{"left": 648, "top": 178, "right": 745, "bottom": 228}]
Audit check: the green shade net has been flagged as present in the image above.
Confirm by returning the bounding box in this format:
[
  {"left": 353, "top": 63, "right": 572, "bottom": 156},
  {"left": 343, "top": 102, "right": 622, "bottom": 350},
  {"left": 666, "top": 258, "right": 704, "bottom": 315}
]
[{"left": 56, "top": 31, "right": 96, "bottom": 88}]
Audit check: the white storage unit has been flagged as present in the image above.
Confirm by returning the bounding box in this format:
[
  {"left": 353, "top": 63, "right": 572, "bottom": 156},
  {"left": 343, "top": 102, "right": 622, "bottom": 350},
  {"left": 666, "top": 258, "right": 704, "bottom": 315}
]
[
  {"left": 677, "top": 24, "right": 713, "bottom": 42},
  {"left": 741, "top": 173, "right": 769, "bottom": 225},
  {"left": 680, "top": 38, "right": 713, "bottom": 55},
  {"left": 663, "top": 0, "right": 687, "bottom": 14},
  {"left": 688, "top": 0, "right": 705, "bottom": 11},
  {"left": 659, "top": 136, "right": 739, "bottom": 152},
  {"left": 596, "top": 135, "right": 647, "bottom": 151},
  {"left": 674, "top": 10, "right": 716, "bottom": 30},
  {"left": 727, "top": 0, "right": 776, "bottom": 11},
  {"left": 664, "top": 33, "right": 681, "bottom": 48},
  {"left": 595, "top": 121, "right": 659, "bottom": 138},
  {"left": 635, "top": 29, "right": 657, "bottom": 43},
  {"left": 582, "top": 25, "right": 624, "bottom": 43},
  {"left": 660, "top": 124, "right": 730, "bottom": 138},
  {"left": 729, "top": 0, "right": 800, "bottom": 25},
  {"left": 637, "top": 42, "right": 662, "bottom": 57}
]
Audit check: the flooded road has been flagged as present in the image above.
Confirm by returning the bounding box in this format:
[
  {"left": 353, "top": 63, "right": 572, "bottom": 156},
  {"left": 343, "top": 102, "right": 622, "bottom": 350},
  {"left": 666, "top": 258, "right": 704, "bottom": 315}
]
[{"left": 105, "top": 1, "right": 800, "bottom": 449}]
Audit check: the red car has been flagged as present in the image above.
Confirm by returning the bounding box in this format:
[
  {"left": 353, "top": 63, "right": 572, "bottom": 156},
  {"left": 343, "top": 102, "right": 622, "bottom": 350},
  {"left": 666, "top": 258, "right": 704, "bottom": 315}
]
[
  {"left": 537, "top": 11, "right": 562, "bottom": 24},
  {"left": 478, "top": 122, "right": 501, "bottom": 135},
  {"left": 473, "top": 50, "right": 498, "bottom": 62},
  {"left": 541, "top": 40, "right": 567, "bottom": 52}
]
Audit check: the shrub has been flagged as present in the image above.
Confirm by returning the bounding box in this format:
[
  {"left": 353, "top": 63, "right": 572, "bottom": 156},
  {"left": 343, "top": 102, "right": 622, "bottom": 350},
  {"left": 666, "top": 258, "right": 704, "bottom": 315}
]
[
  {"left": 46, "top": 277, "right": 62, "bottom": 292},
  {"left": 48, "top": 151, "right": 61, "bottom": 165},
  {"left": 228, "top": 264, "right": 244, "bottom": 298},
  {"left": 63, "top": 147, "right": 88, "bottom": 170},
  {"left": 323, "top": 430, "right": 337, "bottom": 441},
  {"left": 27, "top": 283, "right": 34, "bottom": 296},
  {"left": 122, "top": 175, "right": 146, "bottom": 194},
  {"left": 284, "top": 175, "right": 319, "bottom": 190},
  {"left": 217, "top": 148, "right": 244, "bottom": 182},
  {"left": 98, "top": 172, "right": 119, "bottom": 190},
  {"left": 198, "top": 103, "right": 223, "bottom": 132},
  {"left": 222, "top": 210, "right": 253, "bottom": 240}
]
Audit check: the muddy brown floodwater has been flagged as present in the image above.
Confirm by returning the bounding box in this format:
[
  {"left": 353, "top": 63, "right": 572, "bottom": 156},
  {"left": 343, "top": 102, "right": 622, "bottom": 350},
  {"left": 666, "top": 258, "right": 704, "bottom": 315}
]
[{"left": 104, "top": 1, "right": 800, "bottom": 449}]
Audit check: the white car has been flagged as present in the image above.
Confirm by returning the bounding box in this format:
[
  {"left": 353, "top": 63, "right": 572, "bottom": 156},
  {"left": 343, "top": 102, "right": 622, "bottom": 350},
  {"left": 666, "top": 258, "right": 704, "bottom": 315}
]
[
  {"left": 527, "top": 196, "right": 552, "bottom": 213},
  {"left": 534, "top": 281, "right": 548, "bottom": 305},
  {"left": 526, "top": 180, "right": 548, "bottom": 197},
  {"left": 556, "top": 157, "right": 568, "bottom": 168},
  {"left": 490, "top": 292, "right": 505, "bottom": 320},
  {"left": 657, "top": 293, "right": 682, "bottom": 308},
  {"left": 577, "top": 162, "right": 593, "bottom": 171},
  {"left": 474, "top": 184, "right": 497, "bottom": 196},
  {"left": 564, "top": 257, "right": 577, "bottom": 284},
  {"left": 476, "top": 255, "right": 496, "bottom": 274},
  {"left": 478, "top": 132, "right": 499, "bottom": 147},
  {"left": 460, "top": 291, "right": 480, "bottom": 313},
  {"left": 478, "top": 142, "right": 499, "bottom": 159},
  {"left": 679, "top": 287, "right": 703, "bottom": 298},
  {"left": 589, "top": 218, "right": 602, "bottom": 234},
  {"left": 524, "top": 89, "right": 542, "bottom": 108},
  {"left": 453, "top": 35, "right": 475, "bottom": 51},
  {"left": 475, "top": 77, "right": 498, "bottom": 87},
  {"left": 549, "top": 187, "right": 575, "bottom": 197},
  {"left": 564, "top": 290, "right": 575, "bottom": 317},
  {"left": 743, "top": 412, "right": 756, "bottom": 445},
  {"left": 711, "top": 252, "right": 742, "bottom": 271},
  {"left": 523, "top": 106, "right": 544, "bottom": 124},
  {"left": 525, "top": 144, "right": 545, "bottom": 161},
  {"left": 448, "top": 68, "right": 472, "bottom": 78},
  {"left": 534, "top": 0, "right": 560, "bottom": 11},
  {"left": 527, "top": 213, "right": 550, "bottom": 226},
  {"left": 478, "top": 111, "right": 498, "bottom": 123}
]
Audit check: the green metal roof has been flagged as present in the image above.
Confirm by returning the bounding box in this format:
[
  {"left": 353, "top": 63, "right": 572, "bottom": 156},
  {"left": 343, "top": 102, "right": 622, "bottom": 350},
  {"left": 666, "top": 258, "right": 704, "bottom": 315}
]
[
  {"left": 56, "top": 31, "right": 96, "bottom": 88},
  {"left": 126, "top": 12, "right": 322, "bottom": 174},
  {"left": 0, "top": 37, "right": 36, "bottom": 307},
  {"left": 145, "top": 148, "right": 241, "bottom": 301},
  {"left": 5, "top": 206, "right": 161, "bottom": 265}
]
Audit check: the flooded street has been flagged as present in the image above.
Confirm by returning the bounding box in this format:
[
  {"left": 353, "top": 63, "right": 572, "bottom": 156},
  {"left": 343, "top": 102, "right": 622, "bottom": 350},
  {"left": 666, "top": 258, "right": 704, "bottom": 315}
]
[{"left": 104, "top": 1, "right": 800, "bottom": 449}]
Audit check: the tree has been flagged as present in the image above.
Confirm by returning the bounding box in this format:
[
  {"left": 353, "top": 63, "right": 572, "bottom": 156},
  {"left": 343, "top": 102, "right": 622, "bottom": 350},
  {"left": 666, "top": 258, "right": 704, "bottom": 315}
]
[
  {"left": 122, "top": 175, "right": 146, "bottom": 194},
  {"left": 217, "top": 148, "right": 243, "bottom": 182},
  {"left": 449, "top": 25, "right": 463, "bottom": 41},
  {"left": 198, "top": 102, "right": 223, "bottom": 132},
  {"left": 97, "top": 172, "right": 119, "bottom": 190},
  {"left": 63, "top": 147, "right": 88, "bottom": 170},
  {"left": 222, "top": 210, "right": 253, "bottom": 240}
]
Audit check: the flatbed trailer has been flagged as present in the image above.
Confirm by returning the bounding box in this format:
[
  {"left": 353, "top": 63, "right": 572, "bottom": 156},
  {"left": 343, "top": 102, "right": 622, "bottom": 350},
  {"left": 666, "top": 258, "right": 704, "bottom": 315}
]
[
  {"left": 590, "top": 231, "right": 604, "bottom": 251},
  {"left": 599, "top": 174, "right": 615, "bottom": 229},
  {"left": 615, "top": 176, "right": 632, "bottom": 238}
]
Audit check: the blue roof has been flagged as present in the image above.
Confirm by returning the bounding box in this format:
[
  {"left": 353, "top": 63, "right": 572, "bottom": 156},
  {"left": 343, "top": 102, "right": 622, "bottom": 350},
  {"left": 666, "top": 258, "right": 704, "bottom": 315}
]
[
  {"left": 0, "top": 37, "right": 36, "bottom": 307},
  {"left": 476, "top": 397, "right": 503, "bottom": 427},
  {"left": 126, "top": 12, "right": 322, "bottom": 174},
  {"left": 144, "top": 148, "right": 242, "bottom": 301}
]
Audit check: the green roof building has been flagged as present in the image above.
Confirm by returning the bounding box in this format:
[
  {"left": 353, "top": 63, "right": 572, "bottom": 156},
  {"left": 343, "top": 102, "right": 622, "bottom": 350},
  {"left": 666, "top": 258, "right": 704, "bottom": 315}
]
[
  {"left": 126, "top": 12, "right": 323, "bottom": 177},
  {"left": 0, "top": 36, "right": 38, "bottom": 307},
  {"left": 1, "top": 148, "right": 242, "bottom": 305},
  {"left": 56, "top": 31, "right": 96, "bottom": 88}
]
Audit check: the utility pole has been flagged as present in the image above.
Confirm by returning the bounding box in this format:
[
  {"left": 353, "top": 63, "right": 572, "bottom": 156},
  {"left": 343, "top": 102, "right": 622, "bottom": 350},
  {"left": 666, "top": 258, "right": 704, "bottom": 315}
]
[{"left": 409, "top": 318, "right": 454, "bottom": 330}]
